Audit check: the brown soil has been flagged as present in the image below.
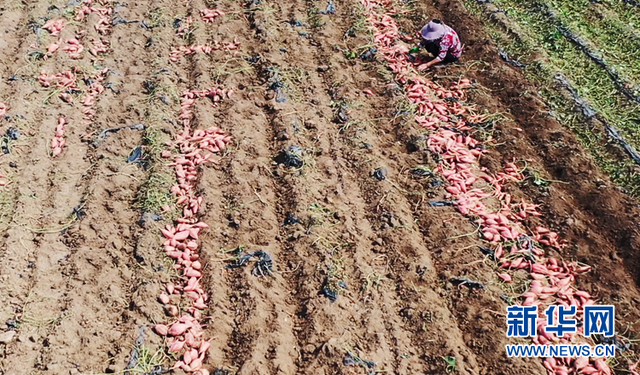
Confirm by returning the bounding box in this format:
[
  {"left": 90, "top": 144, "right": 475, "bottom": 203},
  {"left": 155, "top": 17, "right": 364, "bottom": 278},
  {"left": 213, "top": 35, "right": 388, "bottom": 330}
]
[{"left": 0, "top": 0, "right": 638, "bottom": 374}]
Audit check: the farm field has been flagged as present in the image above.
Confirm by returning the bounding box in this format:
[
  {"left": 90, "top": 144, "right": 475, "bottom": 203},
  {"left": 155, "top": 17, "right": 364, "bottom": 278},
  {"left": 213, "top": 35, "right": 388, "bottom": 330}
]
[{"left": 0, "top": 0, "right": 639, "bottom": 374}]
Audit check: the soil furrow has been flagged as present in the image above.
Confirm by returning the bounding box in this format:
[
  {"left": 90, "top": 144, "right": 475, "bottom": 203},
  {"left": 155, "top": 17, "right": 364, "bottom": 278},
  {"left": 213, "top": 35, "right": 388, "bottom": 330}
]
[
  {"left": 38, "top": 2, "right": 169, "bottom": 370},
  {"left": 240, "top": 3, "right": 397, "bottom": 374},
  {"left": 191, "top": 133, "right": 255, "bottom": 371},
  {"left": 237, "top": 1, "right": 458, "bottom": 373},
  {"left": 0, "top": 0, "right": 104, "bottom": 369},
  {"left": 0, "top": 0, "right": 40, "bottom": 77},
  {"left": 157, "top": 1, "right": 303, "bottom": 373},
  {"left": 185, "top": 1, "right": 260, "bottom": 372},
  {"left": 192, "top": 10, "right": 363, "bottom": 375},
  {"left": 0, "top": 1, "right": 168, "bottom": 373},
  {"left": 295, "top": 8, "right": 436, "bottom": 375}
]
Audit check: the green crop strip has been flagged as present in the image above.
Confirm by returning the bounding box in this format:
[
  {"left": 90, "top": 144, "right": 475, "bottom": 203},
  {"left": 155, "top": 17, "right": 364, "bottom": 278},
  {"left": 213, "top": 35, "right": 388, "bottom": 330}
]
[
  {"left": 463, "top": 0, "right": 640, "bottom": 196},
  {"left": 489, "top": 0, "right": 640, "bottom": 142},
  {"left": 598, "top": 0, "right": 640, "bottom": 32},
  {"left": 546, "top": 0, "right": 640, "bottom": 88}
]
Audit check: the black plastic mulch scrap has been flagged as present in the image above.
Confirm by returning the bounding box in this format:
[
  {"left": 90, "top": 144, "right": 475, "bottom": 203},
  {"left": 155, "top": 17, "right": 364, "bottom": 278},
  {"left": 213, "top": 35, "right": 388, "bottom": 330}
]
[
  {"left": 498, "top": 49, "right": 526, "bottom": 68},
  {"left": 391, "top": 108, "right": 409, "bottom": 116},
  {"left": 143, "top": 79, "right": 156, "bottom": 94},
  {"left": 138, "top": 212, "right": 163, "bottom": 228},
  {"left": 318, "top": 1, "right": 336, "bottom": 14},
  {"left": 321, "top": 277, "right": 347, "bottom": 302},
  {"left": 0, "top": 128, "right": 21, "bottom": 154},
  {"left": 334, "top": 104, "right": 350, "bottom": 123},
  {"left": 500, "top": 293, "right": 514, "bottom": 304},
  {"left": 274, "top": 145, "right": 304, "bottom": 168},
  {"left": 622, "top": 0, "right": 640, "bottom": 7},
  {"left": 373, "top": 167, "right": 387, "bottom": 181},
  {"left": 266, "top": 67, "right": 288, "bottom": 103},
  {"left": 344, "top": 351, "right": 376, "bottom": 372},
  {"left": 127, "top": 145, "right": 144, "bottom": 163},
  {"left": 429, "top": 179, "right": 443, "bottom": 188},
  {"left": 517, "top": 234, "right": 535, "bottom": 252},
  {"left": 104, "top": 81, "right": 120, "bottom": 94},
  {"left": 1, "top": 128, "right": 21, "bottom": 155},
  {"left": 450, "top": 277, "right": 486, "bottom": 290},
  {"left": 603, "top": 124, "right": 640, "bottom": 165},
  {"left": 5, "top": 319, "right": 18, "bottom": 330},
  {"left": 407, "top": 135, "right": 428, "bottom": 152},
  {"left": 140, "top": 20, "right": 154, "bottom": 30},
  {"left": 91, "top": 123, "right": 145, "bottom": 147},
  {"left": 555, "top": 74, "right": 640, "bottom": 166},
  {"left": 321, "top": 284, "right": 338, "bottom": 302},
  {"left": 159, "top": 94, "right": 170, "bottom": 105},
  {"left": 72, "top": 202, "right": 87, "bottom": 219},
  {"left": 359, "top": 47, "right": 377, "bottom": 61},
  {"left": 428, "top": 201, "right": 453, "bottom": 207},
  {"left": 244, "top": 54, "right": 261, "bottom": 65},
  {"left": 360, "top": 142, "right": 373, "bottom": 150},
  {"left": 27, "top": 50, "right": 46, "bottom": 62},
  {"left": 112, "top": 16, "right": 139, "bottom": 26},
  {"left": 286, "top": 19, "right": 308, "bottom": 27},
  {"left": 411, "top": 166, "right": 433, "bottom": 178},
  {"left": 27, "top": 22, "right": 46, "bottom": 45},
  {"left": 282, "top": 212, "right": 302, "bottom": 226},
  {"left": 594, "top": 335, "right": 630, "bottom": 353},
  {"left": 444, "top": 97, "right": 460, "bottom": 105},
  {"left": 478, "top": 245, "right": 495, "bottom": 260},
  {"left": 65, "top": 88, "right": 84, "bottom": 95},
  {"left": 124, "top": 326, "right": 145, "bottom": 371},
  {"left": 226, "top": 250, "right": 274, "bottom": 277}
]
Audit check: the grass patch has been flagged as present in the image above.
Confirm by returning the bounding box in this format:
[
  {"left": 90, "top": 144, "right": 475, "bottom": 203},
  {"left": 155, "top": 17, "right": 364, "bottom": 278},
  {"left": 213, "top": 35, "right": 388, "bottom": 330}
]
[
  {"left": 362, "top": 271, "right": 387, "bottom": 292},
  {"left": 597, "top": 0, "right": 640, "bottom": 32},
  {"left": 209, "top": 58, "right": 254, "bottom": 84},
  {"left": 125, "top": 345, "right": 166, "bottom": 374},
  {"left": 267, "top": 66, "right": 311, "bottom": 103},
  {"left": 135, "top": 62, "right": 181, "bottom": 215},
  {"left": 344, "top": 6, "right": 369, "bottom": 38},
  {"left": 146, "top": 7, "right": 169, "bottom": 28},
  {"left": 134, "top": 173, "right": 174, "bottom": 213},
  {"left": 134, "top": 125, "right": 175, "bottom": 215},
  {"left": 307, "top": 6, "right": 324, "bottom": 29}
]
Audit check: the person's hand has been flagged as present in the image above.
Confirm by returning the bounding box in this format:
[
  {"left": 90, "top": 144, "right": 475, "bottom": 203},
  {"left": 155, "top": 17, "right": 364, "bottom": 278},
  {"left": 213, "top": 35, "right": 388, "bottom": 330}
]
[{"left": 418, "top": 63, "right": 430, "bottom": 71}]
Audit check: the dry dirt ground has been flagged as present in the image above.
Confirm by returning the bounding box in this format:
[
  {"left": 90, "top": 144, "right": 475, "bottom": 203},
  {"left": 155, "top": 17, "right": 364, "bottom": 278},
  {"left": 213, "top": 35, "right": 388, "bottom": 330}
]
[{"left": 0, "top": 0, "right": 639, "bottom": 374}]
